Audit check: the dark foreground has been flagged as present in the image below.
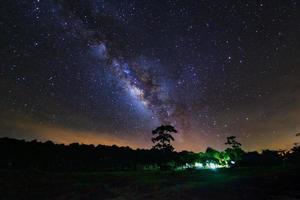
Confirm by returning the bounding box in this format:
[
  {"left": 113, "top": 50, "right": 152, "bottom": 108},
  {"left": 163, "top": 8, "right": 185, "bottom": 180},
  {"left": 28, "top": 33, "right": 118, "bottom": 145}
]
[{"left": 1, "top": 166, "right": 300, "bottom": 200}]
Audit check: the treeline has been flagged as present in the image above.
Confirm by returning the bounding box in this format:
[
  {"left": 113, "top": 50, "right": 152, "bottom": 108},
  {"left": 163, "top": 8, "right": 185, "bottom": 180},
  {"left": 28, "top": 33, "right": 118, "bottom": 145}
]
[
  {"left": 0, "top": 137, "right": 299, "bottom": 171},
  {"left": 0, "top": 137, "right": 190, "bottom": 171}
]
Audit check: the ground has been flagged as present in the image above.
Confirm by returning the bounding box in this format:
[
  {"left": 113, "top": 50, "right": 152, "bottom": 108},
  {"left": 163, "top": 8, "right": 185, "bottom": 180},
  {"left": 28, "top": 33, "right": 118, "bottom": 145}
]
[{"left": 1, "top": 166, "right": 300, "bottom": 200}]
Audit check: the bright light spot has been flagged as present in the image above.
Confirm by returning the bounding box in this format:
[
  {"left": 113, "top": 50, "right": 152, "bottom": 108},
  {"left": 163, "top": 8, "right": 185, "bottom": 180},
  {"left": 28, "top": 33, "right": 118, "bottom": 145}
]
[
  {"left": 179, "top": 161, "right": 230, "bottom": 171},
  {"left": 204, "top": 162, "right": 227, "bottom": 170},
  {"left": 230, "top": 161, "right": 235, "bottom": 164},
  {"left": 206, "top": 162, "right": 218, "bottom": 169},
  {"left": 194, "top": 162, "right": 203, "bottom": 169}
]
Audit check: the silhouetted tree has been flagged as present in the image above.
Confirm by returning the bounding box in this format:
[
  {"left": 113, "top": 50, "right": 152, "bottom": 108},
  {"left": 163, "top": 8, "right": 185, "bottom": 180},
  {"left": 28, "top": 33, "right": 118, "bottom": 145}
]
[
  {"left": 288, "top": 133, "right": 300, "bottom": 165},
  {"left": 151, "top": 125, "right": 177, "bottom": 170},
  {"left": 151, "top": 125, "right": 177, "bottom": 152},
  {"left": 205, "top": 147, "right": 220, "bottom": 163},
  {"left": 225, "top": 136, "right": 244, "bottom": 163},
  {"left": 176, "top": 151, "right": 198, "bottom": 169},
  {"left": 225, "top": 136, "right": 241, "bottom": 149}
]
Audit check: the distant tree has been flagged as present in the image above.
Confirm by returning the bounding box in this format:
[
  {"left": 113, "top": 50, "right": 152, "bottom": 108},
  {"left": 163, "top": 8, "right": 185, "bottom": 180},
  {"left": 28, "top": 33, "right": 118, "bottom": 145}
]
[
  {"left": 198, "top": 147, "right": 219, "bottom": 167},
  {"left": 152, "top": 125, "right": 177, "bottom": 152},
  {"left": 225, "top": 136, "right": 244, "bottom": 163},
  {"left": 291, "top": 133, "right": 300, "bottom": 156},
  {"left": 261, "top": 149, "right": 282, "bottom": 165},
  {"left": 176, "top": 151, "right": 198, "bottom": 169},
  {"left": 294, "top": 133, "right": 300, "bottom": 149},
  {"left": 225, "top": 136, "right": 241, "bottom": 149}
]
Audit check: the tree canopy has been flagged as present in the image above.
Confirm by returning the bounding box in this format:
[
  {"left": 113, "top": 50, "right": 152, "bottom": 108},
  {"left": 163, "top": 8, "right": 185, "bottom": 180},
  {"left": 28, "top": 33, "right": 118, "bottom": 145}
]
[{"left": 151, "top": 125, "right": 177, "bottom": 152}]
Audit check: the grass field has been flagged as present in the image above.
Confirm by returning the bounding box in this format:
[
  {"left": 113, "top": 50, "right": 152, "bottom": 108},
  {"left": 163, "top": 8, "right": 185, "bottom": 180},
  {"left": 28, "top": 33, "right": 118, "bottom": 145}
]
[{"left": 1, "top": 166, "right": 300, "bottom": 200}]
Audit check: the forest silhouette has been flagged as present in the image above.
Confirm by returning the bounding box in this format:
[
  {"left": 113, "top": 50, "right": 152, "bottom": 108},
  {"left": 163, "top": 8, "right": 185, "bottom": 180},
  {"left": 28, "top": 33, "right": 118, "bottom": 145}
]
[{"left": 1, "top": 125, "right": 300, "bottom": 171}]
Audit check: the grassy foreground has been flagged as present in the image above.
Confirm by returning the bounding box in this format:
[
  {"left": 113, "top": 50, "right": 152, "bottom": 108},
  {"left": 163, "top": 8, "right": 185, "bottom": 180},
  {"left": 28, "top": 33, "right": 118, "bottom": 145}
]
[{"left": 1, "top": 166, "right": 300, "bottom": 200}]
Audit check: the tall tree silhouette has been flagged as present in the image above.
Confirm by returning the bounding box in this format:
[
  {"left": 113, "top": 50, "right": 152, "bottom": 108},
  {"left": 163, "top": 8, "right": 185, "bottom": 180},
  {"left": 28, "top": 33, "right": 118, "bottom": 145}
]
[
  {"left": 225, "top": 136, "right": 243, "bottom": 163},
  {"left": 225, "top": 136, "right": 241, "bottom": 149},
  {"left": 151, "top": 125, "right": 177, "bottom": 152}
]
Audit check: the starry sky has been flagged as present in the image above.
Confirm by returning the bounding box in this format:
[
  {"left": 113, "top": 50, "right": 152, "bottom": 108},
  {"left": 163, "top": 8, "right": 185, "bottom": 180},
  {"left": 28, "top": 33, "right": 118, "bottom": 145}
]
[{"left": 1, "top": 0, "right": 299, "bottom": 151}]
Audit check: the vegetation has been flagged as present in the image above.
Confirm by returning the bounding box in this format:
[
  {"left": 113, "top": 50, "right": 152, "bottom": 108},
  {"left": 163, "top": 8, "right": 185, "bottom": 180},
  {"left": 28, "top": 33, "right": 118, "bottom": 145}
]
[
  {"left": 151, "top": 125, "right": 177, "bottom": 152},
  {"left": 1, "top": 126, "right": 300, "bottom": 172},
  {"left": 1, "top": 128, "right": 300, "bottom": 199},
  {"left": 1, "top": 136, "right": 300, "bottom": 172}
]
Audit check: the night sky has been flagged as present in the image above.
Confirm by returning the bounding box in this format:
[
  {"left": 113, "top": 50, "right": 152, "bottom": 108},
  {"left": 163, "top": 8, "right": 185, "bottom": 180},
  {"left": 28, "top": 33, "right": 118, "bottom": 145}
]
[{"left": 1, "top": 0, "right": 299, "bottom": 151}]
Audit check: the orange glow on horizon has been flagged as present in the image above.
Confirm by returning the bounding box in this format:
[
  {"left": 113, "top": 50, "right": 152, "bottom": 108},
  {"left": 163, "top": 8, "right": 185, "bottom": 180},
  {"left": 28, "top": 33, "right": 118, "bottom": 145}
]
[{"left": 1, "top": 116, "right": 297, "bottom": 152}]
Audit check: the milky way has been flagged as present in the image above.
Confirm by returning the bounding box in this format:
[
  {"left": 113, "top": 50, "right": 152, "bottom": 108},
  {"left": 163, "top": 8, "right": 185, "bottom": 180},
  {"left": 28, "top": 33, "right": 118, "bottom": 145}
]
[
  {"left": 96, "top": 44, "right": 167, "bottom": 120},
  {"left": 53, "top": 2, "right": 184, "bottom": 127},
  {"left": 96, "top": 44, "right": 184, "bottom": 126},
  {"left": 1, "top": 0, "right": 299, "bottom": 151}
]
